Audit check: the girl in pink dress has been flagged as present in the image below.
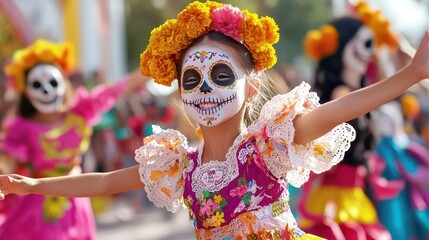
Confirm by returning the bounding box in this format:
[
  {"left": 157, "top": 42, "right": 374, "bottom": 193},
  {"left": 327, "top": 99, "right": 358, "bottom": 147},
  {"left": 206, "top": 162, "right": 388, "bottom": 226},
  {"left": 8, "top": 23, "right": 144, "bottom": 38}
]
[
  {"left": 0, "top": 39, "right": 141, "bottom": 239},
  {"left": 0, "top": 2, "right": 428, "bottom": 239}
]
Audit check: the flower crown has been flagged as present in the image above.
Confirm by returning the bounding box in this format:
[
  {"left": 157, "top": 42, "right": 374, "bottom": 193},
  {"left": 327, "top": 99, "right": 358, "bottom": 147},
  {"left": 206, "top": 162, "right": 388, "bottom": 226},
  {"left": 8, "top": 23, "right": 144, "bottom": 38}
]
[
  {"left": 304, "top": 0, "right": 397, "bottom": 61},
  {"left": 4, "top": 39, "right": 75, "bottom": 93},
  {"left": 354, "top": 0, "right": 397, "bottom": 49},
  {"left": 140, "top": 1, "right": 280, "bottom": 87}
]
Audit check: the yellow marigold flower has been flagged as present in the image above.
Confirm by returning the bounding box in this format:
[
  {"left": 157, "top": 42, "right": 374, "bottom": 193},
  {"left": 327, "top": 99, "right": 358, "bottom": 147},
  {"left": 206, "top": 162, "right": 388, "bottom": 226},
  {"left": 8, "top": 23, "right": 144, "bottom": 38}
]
[
  {"left": 252, "top": 44, "right": 276, "bottom": 71},
  {"left": 150, "top": 19, "right": 181, "bottom": 56},
  {"left": 260, "top": 16, "right": 279, "bottom": 44},
  {"left": 205, "top": 1, "right": 223, "bottom": 13},
  {"left": 150, "top": 59, "right": 177, "bottom": 86},
  {"left": 240, "top": 10, "right": 265, "bottom": 49}
]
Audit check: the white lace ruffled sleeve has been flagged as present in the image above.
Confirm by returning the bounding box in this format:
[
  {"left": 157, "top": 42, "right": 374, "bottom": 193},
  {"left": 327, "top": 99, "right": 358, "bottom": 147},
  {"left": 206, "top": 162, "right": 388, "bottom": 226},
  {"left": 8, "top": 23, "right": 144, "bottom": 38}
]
[
  {"left": 134, "top": 125, "right": 189, "bottom": 213},
  {"left": 247, "top": 82, "right": 356, "bottom": 187}
]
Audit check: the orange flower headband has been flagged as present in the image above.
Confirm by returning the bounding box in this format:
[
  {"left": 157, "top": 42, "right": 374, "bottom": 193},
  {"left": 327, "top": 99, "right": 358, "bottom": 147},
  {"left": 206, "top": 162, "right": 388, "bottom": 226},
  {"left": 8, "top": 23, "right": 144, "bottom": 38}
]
[
  {"left": 354, "top": 0, "right": 397, "bottom": 49},
  {"left": 304, "top": 0, "right": 397, "bottom": 61},
  {"left": 4, "top": 39, "right": 75, "bottom": 93},
  {"left": 140, "top": 1, "right": 280, "bottom": 87},
  {"left": 304, "top": 25, "right": 339, "bottom": 61}
]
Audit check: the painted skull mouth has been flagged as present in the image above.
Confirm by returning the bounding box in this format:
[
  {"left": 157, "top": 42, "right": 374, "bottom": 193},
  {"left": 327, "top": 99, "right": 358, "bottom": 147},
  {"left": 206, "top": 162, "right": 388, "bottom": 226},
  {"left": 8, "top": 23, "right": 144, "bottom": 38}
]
[
  {"left": 353, "top": 46, "right": 370, "bottom": 66},
  {"left": 37, "top": 96, "right": 58, "bottom": 105},
  {"left": 182, "top": 93, "right": 237, "bottom": 115}
]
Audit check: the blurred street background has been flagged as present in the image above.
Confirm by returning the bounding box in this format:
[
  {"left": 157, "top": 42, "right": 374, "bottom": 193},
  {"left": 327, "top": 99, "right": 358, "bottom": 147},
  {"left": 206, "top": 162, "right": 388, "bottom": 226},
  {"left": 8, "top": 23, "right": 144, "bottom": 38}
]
[{"left": 0, "top": 0, "right": 429, "bottom": 239}]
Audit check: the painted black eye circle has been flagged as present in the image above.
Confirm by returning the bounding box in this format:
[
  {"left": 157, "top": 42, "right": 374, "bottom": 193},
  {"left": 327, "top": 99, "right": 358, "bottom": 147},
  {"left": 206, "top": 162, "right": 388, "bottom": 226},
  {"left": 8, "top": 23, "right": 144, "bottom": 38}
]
[
  {"left": 210, "top": 63, "right": 236, "bottom": 87},
  {"left": 32, "top": 81, "right": 42, "bottom": 89},
  {"left": 182, "top": 68, "right": 202, "bottom": 91},
  {"left": 364, "top": 39, "right": 373, "bottom": 49},
  {"left": 49, "top": 79, "right": 58, "bottom": 87}
]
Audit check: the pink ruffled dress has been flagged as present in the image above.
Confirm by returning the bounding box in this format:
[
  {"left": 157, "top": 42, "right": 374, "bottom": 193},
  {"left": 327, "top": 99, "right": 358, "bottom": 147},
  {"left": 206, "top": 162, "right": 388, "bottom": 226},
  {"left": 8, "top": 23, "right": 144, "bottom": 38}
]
[
  {"left": 0, "top": 80, "right": 127, "bottom": 240},
  {"left": 135, "top": 83, "right": 356, "bottom": 239}
]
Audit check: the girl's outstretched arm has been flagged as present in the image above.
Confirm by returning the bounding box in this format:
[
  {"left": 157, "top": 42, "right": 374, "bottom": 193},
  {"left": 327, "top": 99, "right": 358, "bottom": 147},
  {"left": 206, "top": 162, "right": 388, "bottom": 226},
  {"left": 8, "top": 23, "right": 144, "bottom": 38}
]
[
  {"left": 0, "top": 165, "right": 143, "bottom": 200},
  {"left": 294, "top": 31, "right": 429, "bottom": 144}
]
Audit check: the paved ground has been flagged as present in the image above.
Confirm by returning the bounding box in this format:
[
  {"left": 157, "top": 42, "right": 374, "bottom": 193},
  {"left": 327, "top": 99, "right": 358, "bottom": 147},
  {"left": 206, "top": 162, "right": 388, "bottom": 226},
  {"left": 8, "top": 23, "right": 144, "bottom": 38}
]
[{"left": 96, "top": 200, "right": 195, "bottom": 240}]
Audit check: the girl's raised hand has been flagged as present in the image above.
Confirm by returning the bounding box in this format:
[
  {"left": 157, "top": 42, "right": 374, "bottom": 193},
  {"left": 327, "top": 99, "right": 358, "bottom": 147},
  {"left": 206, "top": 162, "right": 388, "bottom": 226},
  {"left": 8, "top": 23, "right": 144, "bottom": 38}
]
[
  {"left": 0, "top": 174, "right": 36, "bottom": 200},
  {"left": 410, "top": 30, "right": 429, "bottom": 79}
]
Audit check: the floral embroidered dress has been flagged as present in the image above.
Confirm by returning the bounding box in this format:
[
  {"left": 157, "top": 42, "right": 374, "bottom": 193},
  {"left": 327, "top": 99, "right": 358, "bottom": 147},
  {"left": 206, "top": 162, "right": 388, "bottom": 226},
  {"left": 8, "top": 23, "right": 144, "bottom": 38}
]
[
  {"left": 136, "top": 83, "right": 356, "bottom": 240},
  {"left": 0, "top": 81, "right": 127, "bottom": 240}
]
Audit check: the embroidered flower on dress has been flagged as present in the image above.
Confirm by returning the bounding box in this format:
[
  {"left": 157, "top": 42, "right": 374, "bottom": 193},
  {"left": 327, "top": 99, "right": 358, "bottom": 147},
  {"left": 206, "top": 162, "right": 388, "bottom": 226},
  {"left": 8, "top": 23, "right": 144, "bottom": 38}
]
[
  {"left": 198, "top": 190, "right": 228, "bottom": 228},
  {"left": 211, "top": 211, "right": 226, "bottom": 227}
]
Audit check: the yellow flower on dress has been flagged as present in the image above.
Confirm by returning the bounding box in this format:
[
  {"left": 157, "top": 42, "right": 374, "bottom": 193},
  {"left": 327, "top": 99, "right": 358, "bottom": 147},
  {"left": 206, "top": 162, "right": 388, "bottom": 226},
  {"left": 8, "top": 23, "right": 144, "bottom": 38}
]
[
  {"left": 211, "top": 211, "right": 225, "bottom": 227},
  {"left": 42, "top": 195, "right": 70, "bottom": 222},
  {"left": 214, "top": 195, "right": 223, "bottom": 204}
]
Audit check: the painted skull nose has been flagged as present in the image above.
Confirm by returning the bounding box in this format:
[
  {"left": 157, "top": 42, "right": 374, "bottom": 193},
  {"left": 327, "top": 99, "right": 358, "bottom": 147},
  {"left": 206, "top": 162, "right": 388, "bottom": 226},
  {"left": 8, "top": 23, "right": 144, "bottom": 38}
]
[
  {"left": 199, "top": 81, "right": 213, "bottom": 94},
  {"left": 42, "top": 88, "right": 49, "bottom": 94}
]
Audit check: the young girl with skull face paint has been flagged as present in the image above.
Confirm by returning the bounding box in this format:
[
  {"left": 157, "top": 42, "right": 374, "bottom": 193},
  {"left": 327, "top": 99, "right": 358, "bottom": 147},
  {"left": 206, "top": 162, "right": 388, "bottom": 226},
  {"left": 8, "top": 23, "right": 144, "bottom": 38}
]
[
  {"left": 297, "top": 2, "right": 405, "bottom": 240},
  {"left": 0, "top": 39, "right": 143, "bottom": 239},
  {"left": 0, "top": 2, "right": 428, "bottom": 239}
]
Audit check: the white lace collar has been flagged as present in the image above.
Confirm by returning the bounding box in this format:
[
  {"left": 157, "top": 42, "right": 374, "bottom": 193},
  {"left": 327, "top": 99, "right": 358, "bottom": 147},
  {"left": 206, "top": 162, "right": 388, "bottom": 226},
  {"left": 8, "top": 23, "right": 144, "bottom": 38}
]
[{"left": 191, "top": 130, "right": 247, "bottom": 196}]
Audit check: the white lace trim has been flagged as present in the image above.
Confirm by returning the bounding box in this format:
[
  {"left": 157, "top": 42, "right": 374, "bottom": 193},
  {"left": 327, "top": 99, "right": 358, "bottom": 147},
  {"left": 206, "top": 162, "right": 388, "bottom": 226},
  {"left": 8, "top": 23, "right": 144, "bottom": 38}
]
[
  {"left": 191, "top": 133, "right": 244, "bottom": 196},
  {"left": 248, "top": 82, "right": 356, "bottom": 187},
  {"left": 135, "top": 125, "right": 188, "bottom": 213}
]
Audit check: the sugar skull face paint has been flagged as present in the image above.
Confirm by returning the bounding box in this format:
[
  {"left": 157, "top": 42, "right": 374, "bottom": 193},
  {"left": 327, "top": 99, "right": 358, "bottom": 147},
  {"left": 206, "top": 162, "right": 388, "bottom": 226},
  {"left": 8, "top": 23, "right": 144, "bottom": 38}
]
[
  {"left": 343, "top": 26, "right": 375, "bottom": 84},
  {"left": 25, "top": 64, "right": 66, "bottom": 113},
  {"left": 181, "top": 46, "right": 246, "bottom": 126}
]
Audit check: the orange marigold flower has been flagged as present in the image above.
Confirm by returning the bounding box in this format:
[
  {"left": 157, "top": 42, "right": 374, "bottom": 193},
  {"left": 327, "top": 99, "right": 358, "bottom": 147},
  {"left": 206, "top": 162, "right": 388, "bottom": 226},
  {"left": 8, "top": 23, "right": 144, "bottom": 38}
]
[
  {"left": 147, "top": 56, "right": 177, "bottom": 86},
  {"left": 177, "top": 1, "right": 212, "bottom": 39},
  {"left": 320, "top": 25, "right": 338, "bottom": 56},
  {"left": 260, "top": 16, "right": 279, "bottom": 44},
  {"left": 240, "top": 10, "right": 265, "bottom": 49},
  {"left": 150, "top": 19, "right": 182, "bottom": 56},
  {"left": 205, "top": 1, "right": 223, "bottom": 13},
  {"left": 252, "top": 44, "right": 276, "bottom": 71}
]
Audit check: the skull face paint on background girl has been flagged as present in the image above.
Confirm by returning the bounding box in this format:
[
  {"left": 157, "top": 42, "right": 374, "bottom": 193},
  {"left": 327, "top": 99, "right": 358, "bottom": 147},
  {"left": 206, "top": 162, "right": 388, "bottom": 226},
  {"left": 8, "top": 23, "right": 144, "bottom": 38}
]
[
  {"left": 25, "top": 64, "right": 66, "bottom": 114},
  {"left": 181, "top": 45, "right": 246, "bottom": 127},
  {"left": 342, "top": 26, "right": 375, "bottom": 88}
]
